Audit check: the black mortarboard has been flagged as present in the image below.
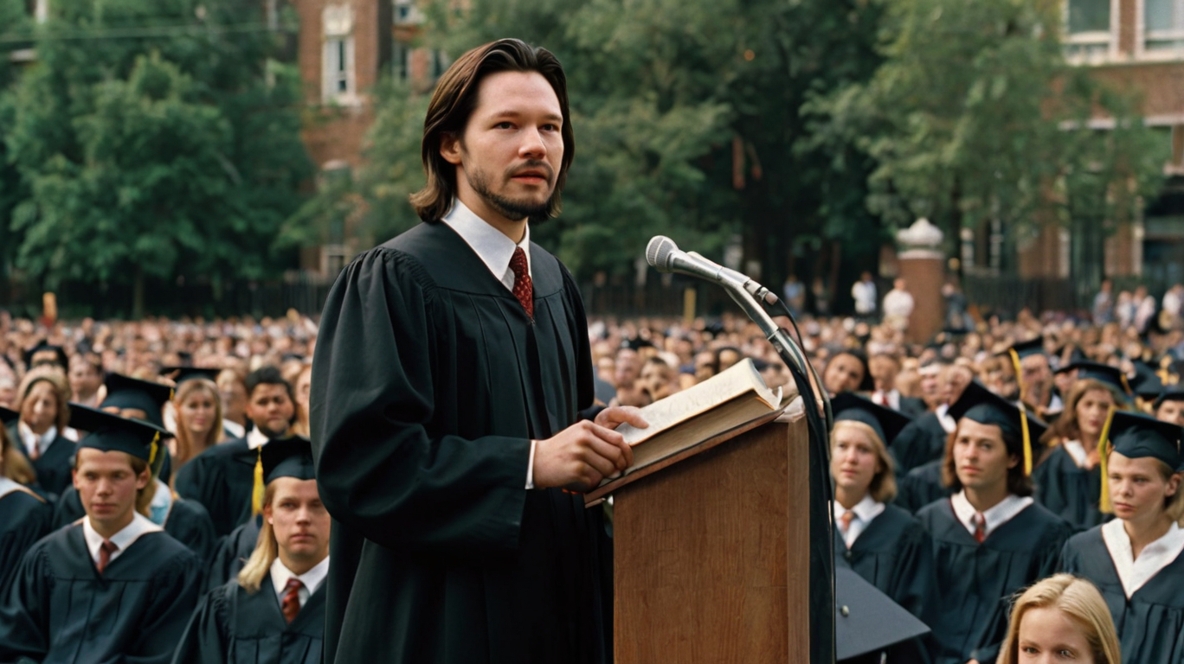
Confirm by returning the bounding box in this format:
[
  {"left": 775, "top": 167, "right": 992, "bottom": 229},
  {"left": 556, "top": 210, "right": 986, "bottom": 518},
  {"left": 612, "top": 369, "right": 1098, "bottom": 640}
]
[
  {"left": 0, "top": 406, "right": 18, "bottom": 427},
  {"left": 1007, "top": 337, "right": 1045, "bottom": 361},
  {"left": 261, "top": 436, "right": 316, "bottom": 484},
  {"left": 1065, "top": 361, "right": 1132, "bottom": 398},
  {"left": 280, "top": 353, "right": 306, "bottom": 364},
  {"left": 834, "top": 566, "right": 931, "bottom": 661},
  {"left": 948, "top": 381, "right": 1048, "bottom": 475},
  {"left": 832, "top": 393, "right": 912, "bottom": 446},
  {"left": 1054, "top": 347, "right": 1088, "bottom": 374},
  {"left": 69, "top": 404, "right": 171, "bottom": 465},
  {"left": 100, "top": 373, "right": 173, "bottom": 428},
  {"left": 1154, "top": 388, "right": 1184, "bottom": 410},
  {"left": 159, "top": 366, "right": 221, "bottom": 385},
  {"left": 1135, "top": 374, "right": 1167, "bottom": 401},
  {"left": 23, "top": 343, "right": 68, "bottom": 370},
  {"left": 1099, "top": 411, "right": 1184, "bottom": 512}
]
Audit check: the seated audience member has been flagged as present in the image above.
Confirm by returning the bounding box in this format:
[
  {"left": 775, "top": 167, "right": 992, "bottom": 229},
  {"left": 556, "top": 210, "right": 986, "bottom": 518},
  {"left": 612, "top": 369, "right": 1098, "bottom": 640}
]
[
  {"left": 997, "top": 574, "right": 1120, "bottom": 664},
  {"left": 0, "top": 406, "right": 202, "bottom": 663},
  {"left": 14, "top": 366, "right": 74, "bottom": 497},
  {"left": 1153, "top": 388, "right": 1184, "bottom": 426},
  {"left": 0, "top": 406, "right": 52, "bottom": 600},
  {"left": 868, "top": 352, "right": 927, "bottom": 418},
  {"left": 175, "top": 437, "right": 328, "bottom": 663},
  {"left": 822, "top": 349, "right": 874, "bottom": 397}
]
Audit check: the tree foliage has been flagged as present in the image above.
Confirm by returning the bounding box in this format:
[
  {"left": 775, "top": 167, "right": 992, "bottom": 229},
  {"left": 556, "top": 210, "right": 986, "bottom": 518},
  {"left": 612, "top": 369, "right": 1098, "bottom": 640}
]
[{"left": 1, "top": 0, "right": 310, "bottom": 313}]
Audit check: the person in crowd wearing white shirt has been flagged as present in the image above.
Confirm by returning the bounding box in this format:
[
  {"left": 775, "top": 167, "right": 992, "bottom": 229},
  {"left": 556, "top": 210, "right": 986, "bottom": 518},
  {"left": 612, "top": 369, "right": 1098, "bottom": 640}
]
[
  {"left": 851, "top": 271, "right": 877, "bottom": 320},
  {"left": 868, "top": 351, "right": 927, "bottom": 419},
  {"left": 217, "top": 368, "right": 250, "bottom": 441},
  {"left": 1059, "top": 411, "right": 1184, "bottom": 663},
  {"left": 997, "top": 574, "right": 1120, "bottom": 664},
  {"left": 67, "top": 351, "right": 104, "bottom": 408},
  {"left": 881, "top": 278, "right": 915, "bottom": 333},
  {"left": 829, "top": 394, "right": 936, "bottom": 661},
  {"left": 174, "top": 437, "right": 329, "bottom": 664},
  {"left": 1133, "top": 285, "right": 1157, "bottom": 334},
  {"left": 0, "top": 406, "right": 201, "bottom": 663},
  {"left": 14, "top": 365, "right": 74, "bottom": 497},
  {"left": 916, "top": 381, "right": 1072, "bottom": 664}
]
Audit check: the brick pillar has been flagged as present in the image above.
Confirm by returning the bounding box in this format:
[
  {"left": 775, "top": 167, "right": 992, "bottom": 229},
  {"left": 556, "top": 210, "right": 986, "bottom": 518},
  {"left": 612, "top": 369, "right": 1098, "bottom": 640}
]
[{"left": 896, "top": 218, "right": 947, "bottom": 344}]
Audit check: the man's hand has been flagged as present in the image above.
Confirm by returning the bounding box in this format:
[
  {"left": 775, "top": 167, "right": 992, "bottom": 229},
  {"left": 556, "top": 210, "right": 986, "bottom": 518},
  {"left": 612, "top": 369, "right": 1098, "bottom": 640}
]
[{"left": 533, "top": 408, "right": 647, "bottom": 491}]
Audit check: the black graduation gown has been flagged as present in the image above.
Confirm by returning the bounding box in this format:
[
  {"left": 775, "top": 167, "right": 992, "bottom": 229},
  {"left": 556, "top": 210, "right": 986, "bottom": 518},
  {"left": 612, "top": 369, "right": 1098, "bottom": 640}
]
[
  {"left": 0, "top": 490, "right": 52, "bottom": 600},
  {"left": 310, "top": 221, "right": 607, "bottom": 664},
  {"left": 206, "top": 516, "right": 262, "bottom": 593},
  {"left": 173, "top": 578, "right": 325, "bottom": 664},
  {"left": 917, "top": 498, "right": 1071, "bottom": 664},
  {"left": 0, "top": 523, "right": 203, "bottom": 663},
  {"left": 1060, "top": 527, "right": 1184, "bottom": 663},
  {"left": 175, "top": 437, "right": 257, "bottom": 537},
  {"left": 21, "top": 432, "right": 75, "bottom": 499},
  {"left": 890, "top": 413, "right": 948, "bottom": 475},
  {"left": 53, "top": 485, "right": 219, "bottom": 559},
  {"left": 893, "top": 460, "right": 951, "bottom": 514},
  {"left": 1032, "top": 445, "right": 1105, "bottom": 532},
  {"left": 898, "top": 396, "right": 928, "bottom": 420}
]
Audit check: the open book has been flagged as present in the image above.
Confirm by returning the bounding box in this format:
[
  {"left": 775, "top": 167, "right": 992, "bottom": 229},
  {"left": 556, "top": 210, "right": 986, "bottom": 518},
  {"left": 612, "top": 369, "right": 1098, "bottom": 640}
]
[{"left": 585, "top": 358, "right": 785, "bottom": 504}]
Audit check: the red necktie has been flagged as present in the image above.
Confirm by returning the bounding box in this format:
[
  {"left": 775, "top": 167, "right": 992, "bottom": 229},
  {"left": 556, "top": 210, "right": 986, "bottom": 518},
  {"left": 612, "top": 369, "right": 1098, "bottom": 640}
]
[
  {"left": 510, "top": 247, "right": 533, "bottom": 319},
  {"left": 839, "top": 511, "right": 855, "bottom": 535},
  {"left": 97, "top": 540, "right": 118, "bottom": 574},
  {"left": 281, "top": 578, "right": 304, "bottom": 623},
  {"left": 972, "top": 513, "right": 987, "bottom": 544},
  {"left": 877, "top": 392, "right": 889, "bottom": 407}
]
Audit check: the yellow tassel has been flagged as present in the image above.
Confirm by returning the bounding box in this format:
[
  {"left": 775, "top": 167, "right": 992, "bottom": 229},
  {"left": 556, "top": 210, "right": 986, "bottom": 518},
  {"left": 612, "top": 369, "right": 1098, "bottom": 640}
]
[
  {"left": 1020, "top": 407, "right": 1033, "bottom": 476},
  {"left": 251, "top": 449, "right": 264, "bottom": 516},
  {"left": 148, "top": 432, "right": 159, "bottom": 467},
  {"left": 1009, "top": 348, "right": 1026, "bottom": 405},
  {"left": 1098, "top": 405, "right": 1115, "bottom": 514}
]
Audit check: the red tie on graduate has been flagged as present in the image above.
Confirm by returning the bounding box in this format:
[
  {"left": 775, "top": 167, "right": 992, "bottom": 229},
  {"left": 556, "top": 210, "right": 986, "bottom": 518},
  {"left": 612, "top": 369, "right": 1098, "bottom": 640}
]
[
  {"left": 282, "top": 578, "right": 304, "bottom": 623},
  {"left": 839, "top": 511, "right": 855, "bottom": 535},
  {"left": 510, "top": 247, "right": 533, "bottom": 319},
  {"left": 97, "top": 540, "right": 118, "bottom": 574},
  {"left": 972, "top": 513, "right": 987, "bottom": 544}
]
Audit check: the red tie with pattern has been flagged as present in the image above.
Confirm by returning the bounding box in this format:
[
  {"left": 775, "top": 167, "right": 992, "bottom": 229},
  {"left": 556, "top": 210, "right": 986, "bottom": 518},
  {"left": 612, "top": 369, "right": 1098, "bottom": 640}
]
[
  {"left": 97, "top": 540, "right": 118, "bottom": 574},
  {"left": 510, "top": 247, "right": 533, "bottom": 319},
  {"left": 281, "top": 578, "right": 304, "bottom": 623},
  {"left": 973, "top": 513, "right": 987, "bottom": 543},
  {"left": 839, "top": 511, "right": 855, "bottom": 536}
]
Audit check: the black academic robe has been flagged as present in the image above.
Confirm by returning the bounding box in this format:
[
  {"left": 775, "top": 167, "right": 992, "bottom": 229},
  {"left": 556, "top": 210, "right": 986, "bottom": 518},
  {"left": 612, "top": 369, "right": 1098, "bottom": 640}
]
[
  {"left": 1032, "top": 445, "right": 1105, "bottom": 532},
  {"left": 0, "top": 490, "right": 53, "bottom": 601},
  {"left": 0, "top": 523, "right": 203, "bottom": 664},
  {"left": 834, "top": 504, "right": 938, "bottom": 662},
  {"left": 894, "top": 460, "right": 951, "bottom": 514},
  {"left": 890, "top": 413, "right": 948, "bottom": 476},
  {"left": 53, "top": 485, "right": 219, "bottom": 560},
  {"left": 173, "top": 578, "right": 325, "bottom": 664},
  {"left": 1060, "top": 527, "right": 1184, "bottom": 663},
  {"left": 19, "top": 432, "right": 75, "bottom": 499},
  {"left": 310, "top": 221, "right": 607, "bottom": 664},
  {"left": 206, "top": 517, "right": 262, "bottom": 593},
  {"left": 916, "top": 498, "right": 1071, "bottom": 664},
  {"left": 898, "top": 396, "right": 928, "bottom": 420},
  {"left": 175, "top": 437, "right": 257, "bottom": 537}
]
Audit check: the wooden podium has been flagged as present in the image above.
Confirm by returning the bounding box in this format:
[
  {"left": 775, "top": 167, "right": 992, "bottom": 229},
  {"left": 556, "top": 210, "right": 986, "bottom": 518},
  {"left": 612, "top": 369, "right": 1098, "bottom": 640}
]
[{"left": 608, "top": 406, "right": 831, "bottom": 663}]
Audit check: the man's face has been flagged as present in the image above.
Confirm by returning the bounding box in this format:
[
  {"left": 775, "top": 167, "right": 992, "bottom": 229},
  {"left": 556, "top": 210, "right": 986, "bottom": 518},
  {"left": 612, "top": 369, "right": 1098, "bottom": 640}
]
[
  {"left": 823, "top": 354, "right": 864, "bottom": 395},
  {"left": 265, "top": 478, "right": 331, "bottom": 567},
  {"left": 1156, "top": 399, "right": 1184, "bottom": 426},
  {"left": 868, "top": 355, "right": 898, "bottom": 392},
  {"left": 638, "top": 362, "right": 673, "bottom": 401},
  {"left": 941, "top": 366, "right": 974, "bottom": 406},
  {"left": 68, "top": 360, "right": 102, "bottom": 397},
  {"left": 614, "top": 350, "right": 639, "bottom": 387},
  {"left": 441, "top": 70, "right": 564, "bottom": 226},
  {"left": 951, "top": 419, "right": 1015, "bottom": 492},
  {"left": 247, "top": 383, "right": 295, "bottom": 438},
  {"left": 219, "top": 379, "right": 247, "bottom": 422},
  {"left": 74, "top": 449, "right": 148, "bottom": 529},
  {"left": 1021, "top": 355, "right": 1053, "bottom": 405},
  {"left": 919, "top": 367, "right": 942, "bottom": 406}
]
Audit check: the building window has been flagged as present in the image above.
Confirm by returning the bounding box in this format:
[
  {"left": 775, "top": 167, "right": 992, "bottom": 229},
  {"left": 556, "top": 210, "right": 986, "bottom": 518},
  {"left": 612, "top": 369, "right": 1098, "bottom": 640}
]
[
  {"left": 1146, "top": 0, "right": 1184, "bottom": 52},
  {"left": 321, "top": 5, "right": 357, "bottom": 104},
  {"left": 392, "top": 41, "right": 410, "bottom": 82},
  {"left": 394, "top": 0, "right": 423, "bottom": 26},
  {"left": 1064, "top": 0, "right": 1113, "bottom": 61}
]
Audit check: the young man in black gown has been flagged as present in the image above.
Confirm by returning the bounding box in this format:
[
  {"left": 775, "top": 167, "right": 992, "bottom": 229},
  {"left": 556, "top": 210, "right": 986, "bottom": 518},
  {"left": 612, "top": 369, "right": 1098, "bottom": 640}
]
[
  {"left": 0, "top": 406, "right": 202, "bottom": 663},
  {"left": 916, "top": 381, "right": 1071, "bottom": 664},
  {"left": 311, "top": 38, "right": 645, "bottom": 664},
  {"left": 175, "top": 437, "right": 328, "bottom": 663}
]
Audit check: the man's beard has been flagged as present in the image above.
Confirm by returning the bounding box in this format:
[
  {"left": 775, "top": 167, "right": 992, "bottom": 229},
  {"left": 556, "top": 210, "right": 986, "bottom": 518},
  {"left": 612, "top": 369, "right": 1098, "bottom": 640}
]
[{"left": 466, "top": 164, "right": 555, "bottom": 223}]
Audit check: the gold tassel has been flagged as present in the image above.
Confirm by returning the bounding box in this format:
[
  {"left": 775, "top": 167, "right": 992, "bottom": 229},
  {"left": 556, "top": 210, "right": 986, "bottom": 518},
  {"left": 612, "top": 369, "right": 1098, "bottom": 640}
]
[
  {"left": 148, "top": 431, "right": 160, "bottom": 467},
  {"left": 1098, "top": 405, "right": 1116, "bottom": 514},
  {"left": 251, "top": 449, "right": 264, "bottom": 515},
  {"left": 1020, "top": 407, "right": 1033, "bottom": 476}
]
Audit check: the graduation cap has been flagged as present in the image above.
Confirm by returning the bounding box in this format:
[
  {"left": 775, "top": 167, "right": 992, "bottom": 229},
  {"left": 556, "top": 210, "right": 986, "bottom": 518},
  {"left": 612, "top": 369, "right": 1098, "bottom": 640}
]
[
  {"left": 1153, "top": 388, "right": 1184, "bottom": 410},
  {"left": 949, "top": 381, "right": 1048, "bottom": 476},
  {"left": 1135, "top": 374, "right": 1167, "bottom": 401},
  {"left": 100, "top": 373, "right": 173, "bottom": 428},
  {"left": 1100, "top": 411, "right": 1184, "bottom": 512},
  {"left": 832, "top": 393, "right": 912, "bottom": 446},
  {"left": 69, "top": 404, "right": 171, "bottom": 465},
  {"left": 0, "top": 406, "right": 17, "bottom": 427},
  {"left": 251, "top": 436, "right": 316, "bottom": 515},
  {"left": 835, "top": 566, "right": 931, "bottom": 661},
  {"left": 159, "top": 366, "right": 221, "bottom": 385},
  {"left": 23, "top": 343, "right": 68, "bottom": 370},
  {"left": 1064, "top": 361, "right": 1132, "bottom": 399},
  {"left": 1008, "top": 337, "right": 1045, "bottom": 361},
  {"left": 1054, "top": 347, "right": 1088, "bottom": 374}
]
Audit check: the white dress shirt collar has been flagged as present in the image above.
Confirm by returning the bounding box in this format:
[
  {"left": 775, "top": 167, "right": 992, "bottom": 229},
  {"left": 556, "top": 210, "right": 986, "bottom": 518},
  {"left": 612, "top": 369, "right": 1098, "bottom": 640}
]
[
  {"left": 246, "top": 427, "right": 270, "bottom": 450},
  {"left": 1061, "top": 440, "right": 1088, "bottom": 468},
  {"left": 18, "top": 421, "right": 57, "bottom": 458},
  {"left": 224, "top": 419, "right": 246, "bottom": 440},
  {"left": 936, "top": 403, "right": 956, "bottom": 434},
  {"left": 833, "top": 494, "right": 885, "bottom": 547},
  {"left": 1102, "top": 519, "right": 1184, "bottom": 599},
  {"left": 441, "top": 199, "right": 531, "bottom": 291},
  {"left": 270, "top": 555, "right": 330, "bottom": 609},
  {"left": 0, "top": 477, "right": 35, "bottom": 502},
  {"left": 871, "top": 389, "right": 900, "bottom": 411},
  {"left": 950, "top": 491, "right": 1033, "bottom": 539},
  {"left": 82, "top": 511, "right": 162, "bottom": 567}
]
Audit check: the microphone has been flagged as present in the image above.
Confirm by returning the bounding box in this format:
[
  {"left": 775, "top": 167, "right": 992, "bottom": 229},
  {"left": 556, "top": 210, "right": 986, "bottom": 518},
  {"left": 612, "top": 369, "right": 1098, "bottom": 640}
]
[{"left": 645, "top": 236, "right": 780, "bottom": 306}]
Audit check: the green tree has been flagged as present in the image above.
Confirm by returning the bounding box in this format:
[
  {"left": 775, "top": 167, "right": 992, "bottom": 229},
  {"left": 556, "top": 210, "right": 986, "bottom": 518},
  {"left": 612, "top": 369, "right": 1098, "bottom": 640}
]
[{"left": 2, "top": 0, "right": 310, "bottom": 316}]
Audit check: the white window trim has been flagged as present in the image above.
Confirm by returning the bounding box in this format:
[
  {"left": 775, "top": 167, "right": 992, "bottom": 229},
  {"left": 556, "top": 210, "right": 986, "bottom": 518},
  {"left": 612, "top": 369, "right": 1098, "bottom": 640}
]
[
  {"left": 1135, "top": 0, "right": 1184, "bottom": 60},
  {"left": 1063, "top": 0, "right": 1121, "bottom": 65}
]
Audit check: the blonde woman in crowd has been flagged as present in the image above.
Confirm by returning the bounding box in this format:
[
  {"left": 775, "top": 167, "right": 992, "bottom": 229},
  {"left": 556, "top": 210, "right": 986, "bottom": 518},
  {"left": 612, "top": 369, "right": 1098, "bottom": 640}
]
[{"left": 998, "top": 574, "right": 1120, "bottom": 664}]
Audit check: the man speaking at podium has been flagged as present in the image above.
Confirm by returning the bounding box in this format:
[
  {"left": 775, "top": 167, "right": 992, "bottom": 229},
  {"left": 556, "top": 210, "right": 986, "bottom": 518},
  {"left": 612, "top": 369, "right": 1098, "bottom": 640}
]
[{"left": 311, "top": 38, "right": 645, "bottom": 664}]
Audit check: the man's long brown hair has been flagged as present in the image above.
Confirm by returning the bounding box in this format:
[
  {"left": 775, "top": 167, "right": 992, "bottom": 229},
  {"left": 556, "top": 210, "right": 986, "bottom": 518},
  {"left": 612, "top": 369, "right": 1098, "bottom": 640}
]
[{"left": 409, "top": 38, "right": 575, "bottom": 223}]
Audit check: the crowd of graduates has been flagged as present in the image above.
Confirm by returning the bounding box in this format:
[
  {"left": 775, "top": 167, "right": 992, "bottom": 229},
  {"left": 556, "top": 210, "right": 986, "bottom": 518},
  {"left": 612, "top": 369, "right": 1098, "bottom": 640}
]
[{"left": 0, "top": 305, "right": 1183, "bottom": 662}]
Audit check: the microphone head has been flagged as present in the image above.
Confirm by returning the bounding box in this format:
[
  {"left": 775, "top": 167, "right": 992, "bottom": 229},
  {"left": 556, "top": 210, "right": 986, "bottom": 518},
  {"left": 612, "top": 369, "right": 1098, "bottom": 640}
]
[{"left": 646, "top": 236, "right": 678, "bottom": 272}]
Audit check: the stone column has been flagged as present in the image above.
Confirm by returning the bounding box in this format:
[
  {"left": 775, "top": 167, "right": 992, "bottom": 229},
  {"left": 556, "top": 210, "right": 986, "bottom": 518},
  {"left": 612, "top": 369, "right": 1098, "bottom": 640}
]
[{"left": 896, "top": 218, "right": 946, "bottom": 344}]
